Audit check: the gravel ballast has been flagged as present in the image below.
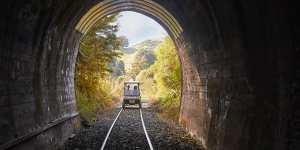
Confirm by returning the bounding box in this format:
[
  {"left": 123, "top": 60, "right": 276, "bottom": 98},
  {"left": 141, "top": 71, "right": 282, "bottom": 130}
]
[{"left": 63, "top": 106, "right": 204, "bottom": 150}]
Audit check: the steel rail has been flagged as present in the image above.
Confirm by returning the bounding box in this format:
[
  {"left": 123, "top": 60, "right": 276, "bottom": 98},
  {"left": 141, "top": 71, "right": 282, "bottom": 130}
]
[
  {"left": 100, "top": 108, "right": 123, "bottom": 150},
  {"left": 140, "top": 108, "right": 154, "bottom": 150},
  {"left": 100, "top": 106, "right": 154, "bottom": 150}
]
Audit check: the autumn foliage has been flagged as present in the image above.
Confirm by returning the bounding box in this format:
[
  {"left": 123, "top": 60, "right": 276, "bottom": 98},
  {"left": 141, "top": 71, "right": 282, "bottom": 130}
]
[{"left": 75, "top": 15, "right": 122, "bottom": 122}]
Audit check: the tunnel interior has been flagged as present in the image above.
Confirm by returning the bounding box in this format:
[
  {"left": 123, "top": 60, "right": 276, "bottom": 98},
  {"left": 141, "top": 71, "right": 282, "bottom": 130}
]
[{"left": 0, "top": 0, "right": 298, "bottom": 150}]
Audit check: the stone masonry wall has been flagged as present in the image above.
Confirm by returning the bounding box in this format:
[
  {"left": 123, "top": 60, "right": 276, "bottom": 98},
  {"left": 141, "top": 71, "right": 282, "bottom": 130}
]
[{"left": 0, "top": 1, "right": 82, "bottom": 149}]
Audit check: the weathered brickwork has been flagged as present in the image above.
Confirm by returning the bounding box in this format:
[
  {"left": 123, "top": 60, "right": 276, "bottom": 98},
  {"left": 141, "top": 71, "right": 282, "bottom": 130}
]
[{"left": 0, "top": 0, "right": 298, "bottom": 150}]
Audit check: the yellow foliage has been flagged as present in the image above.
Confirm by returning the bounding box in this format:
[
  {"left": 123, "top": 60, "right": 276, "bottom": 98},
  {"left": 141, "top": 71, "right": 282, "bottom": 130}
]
[
  {"left": 137, "top": 37, "right": 181, "bottom": 122},
  {"left": 75, "top": 14, "right": 121, "bottom": 123}
]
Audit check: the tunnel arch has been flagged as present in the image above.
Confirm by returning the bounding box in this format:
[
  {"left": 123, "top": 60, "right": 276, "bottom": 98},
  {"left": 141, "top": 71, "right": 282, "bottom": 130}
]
[
  {"left": 0, "top": 0, "right": 296, "bottom": 150},
  {"left": 75, "top": 0, "right": 183, "bottom": 40},
  {"left": 73, "top": 2, "right": 206, "bottom": 148}
]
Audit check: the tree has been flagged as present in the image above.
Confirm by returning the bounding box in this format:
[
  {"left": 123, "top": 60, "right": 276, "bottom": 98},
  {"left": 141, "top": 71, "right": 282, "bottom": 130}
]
[
  {"left": 75, "top": 14, "right": 123, "bottom": 122},
  {"left": 136, "top": 37, "right": 181, "bottom": 122}
]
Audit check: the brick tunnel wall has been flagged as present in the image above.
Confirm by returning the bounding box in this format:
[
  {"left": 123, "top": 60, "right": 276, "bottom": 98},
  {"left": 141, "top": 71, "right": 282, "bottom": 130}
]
[
  {"left": 0, "top": 0, "right": 298, "bottom": 150},
  {"left": 161, "top": 0, "right": 297, "bottom": 150},
  {"left": 0, "top": 1, "right": 84, "bottom": 149}
]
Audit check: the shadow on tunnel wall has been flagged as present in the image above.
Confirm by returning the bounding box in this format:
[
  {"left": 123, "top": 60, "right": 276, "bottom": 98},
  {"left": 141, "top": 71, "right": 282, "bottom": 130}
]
[{"left": 0, "top": 0, "right": 298, "bottom": 150}]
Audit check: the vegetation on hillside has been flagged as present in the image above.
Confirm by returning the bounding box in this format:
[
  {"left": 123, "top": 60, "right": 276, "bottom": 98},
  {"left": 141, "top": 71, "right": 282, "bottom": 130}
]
[
  {"left": 109, "top": 40, "right": 160, "bottom": 97},
  {"left": 132, "top": 40, "right": 161, "bottom": 52},
  {"left": 120, "top": 40, "right": 159, "bottom": 77},
  {"left": 137, "top": 37, "right": 181, "bottom": 122},
  {"left": 128, "top": 49, "right": 156, "bottom": 78}
]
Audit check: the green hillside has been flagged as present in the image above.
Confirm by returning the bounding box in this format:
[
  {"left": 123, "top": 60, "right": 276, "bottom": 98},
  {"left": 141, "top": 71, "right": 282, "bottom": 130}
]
[
  {"left": 109, "top": 39, "right": 161, "bottom": 97},
  {"left": 132, "top": 40, "right": 161, "bottom": 52},
  {"left": 120, "top": 39, "right": 161, "bottom": 78}
]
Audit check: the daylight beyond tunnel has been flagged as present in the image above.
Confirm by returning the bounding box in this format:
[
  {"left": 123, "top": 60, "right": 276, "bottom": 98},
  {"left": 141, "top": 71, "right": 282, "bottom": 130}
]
[
  {"left": 0, "top": 0, "right": 298, "bottom": 150},
  {"left": 75, "top": 11, "right": 182, "bottom": 123}
]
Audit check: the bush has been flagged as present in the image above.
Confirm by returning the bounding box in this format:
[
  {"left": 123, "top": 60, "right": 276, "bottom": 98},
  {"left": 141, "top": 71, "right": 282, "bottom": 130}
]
[
  {"left": 136, "top": 37, "right": 181, "bottom": 122},
  {"left": 75, "top": 14, "right": 122, "bottom": 123}
]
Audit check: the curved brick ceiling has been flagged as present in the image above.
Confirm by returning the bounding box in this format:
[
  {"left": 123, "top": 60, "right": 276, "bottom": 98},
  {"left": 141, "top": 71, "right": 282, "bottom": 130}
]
[{"left": 76, "top": 0, "right": 183, "bottom": 40}]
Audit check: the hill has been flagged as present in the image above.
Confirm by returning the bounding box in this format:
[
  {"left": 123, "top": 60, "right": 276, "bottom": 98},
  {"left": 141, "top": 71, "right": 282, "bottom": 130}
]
[
  {"left": 121, "top": 39, "right": 161, "bottom": 77},
  {"left": 132, "top": 40, "right": 161, "bottom": 52}
]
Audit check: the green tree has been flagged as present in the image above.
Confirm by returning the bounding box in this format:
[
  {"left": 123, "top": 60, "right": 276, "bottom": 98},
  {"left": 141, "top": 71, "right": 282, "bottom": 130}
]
[
  {"left": 153, "top": 37, "right": 181, "bottom": 122},
  {"left": 75, "top": 14, "right": 123, "bottom": 122},
  {"left": 136, "top": 37, "right": 181, "bottom": 122}
]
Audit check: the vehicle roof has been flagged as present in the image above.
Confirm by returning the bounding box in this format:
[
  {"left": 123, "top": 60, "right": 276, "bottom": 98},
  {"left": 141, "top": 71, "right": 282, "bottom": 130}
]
[{"left": 124, "top": 81, "right": 140, "bottom": 84}]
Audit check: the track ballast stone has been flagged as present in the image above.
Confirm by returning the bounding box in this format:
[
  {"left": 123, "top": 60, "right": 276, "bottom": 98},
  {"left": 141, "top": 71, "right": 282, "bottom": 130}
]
[
  {"left": 63, "top": 109, "right": 120, "bottom": 150},
  {"left": 143, "top": 108, "right": 204, "bottom": 150},
  {"left": 63, "top": 107, "right": 204, "bottom": 150},
  {"left": 105, "top": 108, "right": 149, "bottom": 150}
]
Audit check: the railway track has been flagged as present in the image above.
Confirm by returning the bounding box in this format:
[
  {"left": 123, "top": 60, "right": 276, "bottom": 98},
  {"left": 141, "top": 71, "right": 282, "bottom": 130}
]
[{"left": 100, "top": 108, "right": 154, "bottom": 150}]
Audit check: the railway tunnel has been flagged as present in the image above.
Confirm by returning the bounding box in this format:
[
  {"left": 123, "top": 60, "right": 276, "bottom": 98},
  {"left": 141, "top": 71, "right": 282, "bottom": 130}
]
[{"left": 0, "top": 0, "right": 298, "bottom": 150}]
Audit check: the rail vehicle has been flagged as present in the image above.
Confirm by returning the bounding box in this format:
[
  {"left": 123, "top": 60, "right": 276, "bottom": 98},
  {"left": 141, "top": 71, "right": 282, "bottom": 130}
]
[{"left": 122, "top": 81, "right": 142, "bottom": 108}]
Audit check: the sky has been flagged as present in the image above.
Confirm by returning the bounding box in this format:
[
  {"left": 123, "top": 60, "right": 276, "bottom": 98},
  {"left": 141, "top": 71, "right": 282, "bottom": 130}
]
[{"left": 115, "top": 11, "right": 168, "bottom": 46}]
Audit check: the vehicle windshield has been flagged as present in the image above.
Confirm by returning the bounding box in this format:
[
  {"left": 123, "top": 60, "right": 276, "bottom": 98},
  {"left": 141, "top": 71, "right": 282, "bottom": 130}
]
[{"left": 124, "top": 83, "right": 140, "bottom": 96}]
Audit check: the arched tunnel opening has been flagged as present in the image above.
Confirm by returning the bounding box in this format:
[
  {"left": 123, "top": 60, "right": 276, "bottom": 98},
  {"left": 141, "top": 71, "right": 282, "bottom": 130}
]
[
  {"left": 75, "top": 10, "right": 183, "bottom": 124},
  {"left": 0, "top": 0, "right": 298, "bottom": 150}
]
